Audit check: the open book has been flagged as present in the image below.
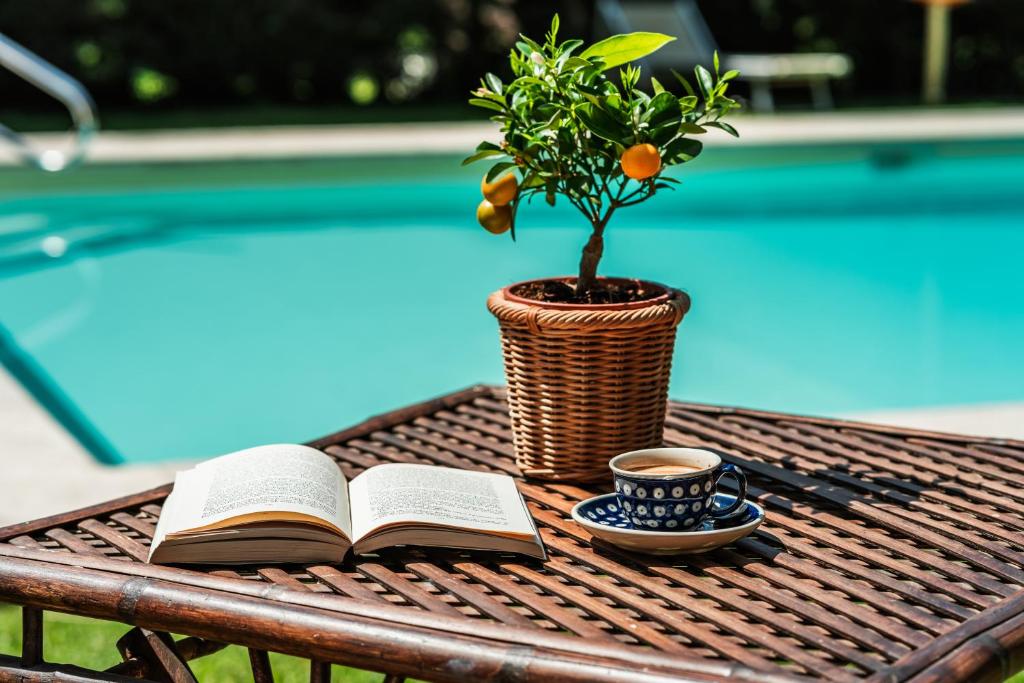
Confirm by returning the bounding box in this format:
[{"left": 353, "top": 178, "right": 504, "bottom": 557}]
[{"left": 149, "top": 444, "right": 545, "bottom": 564}]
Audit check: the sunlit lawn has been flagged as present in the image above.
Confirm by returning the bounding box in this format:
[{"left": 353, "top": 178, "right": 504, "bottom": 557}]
[{"left": 0, "top": 603, "right": 383, "bottom": 682}]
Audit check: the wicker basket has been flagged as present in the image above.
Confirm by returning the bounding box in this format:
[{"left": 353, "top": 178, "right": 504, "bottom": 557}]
[{"left": 487, "top": 277, "right": 690, "bottom": 482}]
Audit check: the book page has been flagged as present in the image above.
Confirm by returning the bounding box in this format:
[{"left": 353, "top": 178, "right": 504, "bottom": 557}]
[
  {"left": 156, "top": 444, "right": 350, "bottom": 542},
  {"left": 349, "top": 463, "right": 535, "bottom": 541}
]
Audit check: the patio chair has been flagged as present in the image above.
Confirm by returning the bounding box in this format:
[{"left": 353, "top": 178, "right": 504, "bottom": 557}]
[{"left": 595, "top": 0, "right": 853, "bottom": 111}]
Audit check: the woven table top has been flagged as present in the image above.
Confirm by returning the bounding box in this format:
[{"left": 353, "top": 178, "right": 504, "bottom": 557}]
[{"left": 2, "top": 385, "right": 1024, "bottom": 683}]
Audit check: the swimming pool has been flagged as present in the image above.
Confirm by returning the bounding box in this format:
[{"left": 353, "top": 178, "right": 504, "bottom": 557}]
[{"left": 1, "top": 139, "right": 1022, "bottom": 463}]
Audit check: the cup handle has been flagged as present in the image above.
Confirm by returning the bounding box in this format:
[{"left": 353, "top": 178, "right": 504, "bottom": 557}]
[{"left": 710, "top": 463, "right": 747, "bottom": 518}]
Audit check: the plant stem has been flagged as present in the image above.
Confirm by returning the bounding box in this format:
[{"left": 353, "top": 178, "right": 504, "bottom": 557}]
[
  {"left": 575, "top": 180, "right": 628, "bottom": 295},
  {"left": 576, "top": 227, "right": 604, "bottom": 295}
]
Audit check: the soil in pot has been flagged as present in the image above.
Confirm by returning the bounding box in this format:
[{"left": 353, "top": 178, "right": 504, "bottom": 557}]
[{"left": 509, "top": 277, "right": 668, "bottom": 306}]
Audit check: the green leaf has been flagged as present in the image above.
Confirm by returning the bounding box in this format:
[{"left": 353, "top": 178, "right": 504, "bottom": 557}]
[
  {"left": 600, "top": 79, "right": 621, "bottom": 97},
  {"left": 474, "top": 90, "right": 505, "bottom": 104},
  {"left": 678, "top": 95, "right": 698, "bottom": 112},
  {"left": 461, "top": 149, "right": 506, "bottom": 165},
  {"left": 476, "top": 141, "right": 502, "bottom": 152},
  {"left": 705, "top": 121, "right": 740, "bottom": 137},
  {"left": 559, "top": 39, "right": 584, "bottom": 57},
  {"left": 662, "top": 138, "right": 703, "bottom": 164},
  {"left": 603, "top": 93, "right": 626, "bottom": 114},
  {"left": 646, "top": 91, "right": 680, "bottom": 126},
  {"left": 581, "top": 32, "right": 676, "bottom": 71},
  {"left": 679, "top": 122, "right": 706, "bottom": 134},
  {"left": 649, "top": 121, "right": 680, "bottom": 146},
  {"left": 713, "top": 50, "right": 720, "bottom": 74},
  {"left": 650, "top": 76, "right": 665, "bottom": 95},
  {"left": 670, "top": 68, "right": 696, "bottom": 97},
  {"left": 618, "top": 67, "right": 638, "bottom": 91},
  {"left": 722, "top": 69, "right": 740, "bottom": 81},
  {"left": 517, "top": 35, "right": 543, "bottom": 54},
  {"left": 512, "top": 76, "right": 547, "bottom": 88},
  {"left": 646, "top": 91, "right": 681, "bottom": 145},
  {"left": 468, "top": 98, "right": 505, "bottom": 113},
  {"left": 485, "top": 161, "right": 516, "bottom": 182},
  {"left": 509, "top": 89, "right": 529, "bottom": 115},
  {"left": 484, "top": 73, "right": 503, "bottom": 95},
  {"left": 521, "top": 173, "right": 546, "bottom": 189},
  {"left": 535, "top": 103, "right": 559, "bottom": 119},
  {"left": 577, "top": 103, "right": 628, "bottom": 142},
  {"left": 694, "top": 65, "right": 714, "bottom": 99},
  {"left": 562, "top": 56, "right": 591, "bottom": 71}
]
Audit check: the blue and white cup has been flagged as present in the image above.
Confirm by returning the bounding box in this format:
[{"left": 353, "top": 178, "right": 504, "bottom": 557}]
[{"left": 609, "top": 448, "right": 748, "bottom": 531}]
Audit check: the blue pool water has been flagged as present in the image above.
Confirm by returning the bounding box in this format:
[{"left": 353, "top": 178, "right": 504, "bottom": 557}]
[{"left": 1, "top": 140, "right": 1022, "bottom": 463}]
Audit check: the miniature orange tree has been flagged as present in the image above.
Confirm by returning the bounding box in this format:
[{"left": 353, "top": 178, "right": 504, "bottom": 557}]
[{"left": 465, "top": 15, "right": 740, "bottom": 299}]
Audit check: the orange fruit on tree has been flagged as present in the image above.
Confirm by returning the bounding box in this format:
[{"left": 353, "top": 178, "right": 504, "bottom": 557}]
[
  {"left": 620, "top": 143, "right": 662, "bottom": 180},
  {"left": 481, "top": 172, "right": 518, "bottom": 206},
  {"left": 476, "top": 199, "right": 512, "bottom": 234}
]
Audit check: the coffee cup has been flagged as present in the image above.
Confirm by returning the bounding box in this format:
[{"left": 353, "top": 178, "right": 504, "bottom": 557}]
[{"left": 609, "top": 448, "right": 747, "bottom": 530}]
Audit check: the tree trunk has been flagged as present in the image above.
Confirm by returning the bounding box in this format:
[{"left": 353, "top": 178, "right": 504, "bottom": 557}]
[{"left": 576, "top": 230, "right": 603, "bottom": 295}]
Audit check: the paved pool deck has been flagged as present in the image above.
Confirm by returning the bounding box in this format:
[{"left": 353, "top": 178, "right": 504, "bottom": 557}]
[
  {"left": 2, "top": 107, "right": 1024, "bottom": 166},
  {"left": 0, "top": 369, "right": 184, "bottom": 526}
]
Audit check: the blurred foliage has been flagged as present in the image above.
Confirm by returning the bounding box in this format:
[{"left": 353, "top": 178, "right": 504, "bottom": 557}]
[
  {"left": 0, "top": 0, "right": 591, "bottom": 123},
  {"left": 0, "top": 0, "right": 1021, "bottom": 129},
  {"left": 701, "top": 0, "right": 1024, "bottom": 107}
]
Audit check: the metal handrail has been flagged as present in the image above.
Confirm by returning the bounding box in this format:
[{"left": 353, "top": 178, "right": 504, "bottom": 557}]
[{"left": 0, "top": 33, "right": 97, "bottom": 172}]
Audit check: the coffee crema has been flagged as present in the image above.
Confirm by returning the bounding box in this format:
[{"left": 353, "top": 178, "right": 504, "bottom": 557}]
[{"left": 627, "top": 463, "right": 704, "bottom": 475}]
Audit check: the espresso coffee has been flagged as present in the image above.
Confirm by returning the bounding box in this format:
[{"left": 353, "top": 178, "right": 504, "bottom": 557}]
[{"left": 628, "top": 463, "right": 704, "bottom": 475}]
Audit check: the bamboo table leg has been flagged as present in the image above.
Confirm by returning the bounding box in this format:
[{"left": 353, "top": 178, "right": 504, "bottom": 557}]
[
  {"left": 310, "top": 659, "right": 330, "bottom": 683},
  {"left": 249, "top": 648, "right": 274, "bottom": 683},
  {"left": 116, "top": 627, "right": 197, "bottom": 683},
  {"left": 21, "top": 606, "right": 43, "bottom": 667}
]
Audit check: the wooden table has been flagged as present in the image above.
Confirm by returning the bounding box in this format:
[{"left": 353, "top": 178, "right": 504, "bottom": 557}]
[{"left": 2, "top": 385, "right": 1024, "bottom": 683}]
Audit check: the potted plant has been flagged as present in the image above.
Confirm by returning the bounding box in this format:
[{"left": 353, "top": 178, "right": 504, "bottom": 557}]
[{"left": 466, "top": 15, "right": 740, "bottom": 482}]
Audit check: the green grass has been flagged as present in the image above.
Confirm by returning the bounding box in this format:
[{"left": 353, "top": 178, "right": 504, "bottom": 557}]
[{"left": 0, "top": 603, "right": 384, "bottom": 682}]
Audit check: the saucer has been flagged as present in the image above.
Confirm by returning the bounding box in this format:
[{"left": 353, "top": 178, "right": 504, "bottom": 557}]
[{"left": 571, "top": 493, "right": 765, "bottom": 555}]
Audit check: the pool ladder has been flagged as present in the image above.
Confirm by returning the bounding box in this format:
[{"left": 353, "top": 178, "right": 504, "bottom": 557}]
[{"left": 0, "top": 32, "right": 97, "bottom": 171}]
